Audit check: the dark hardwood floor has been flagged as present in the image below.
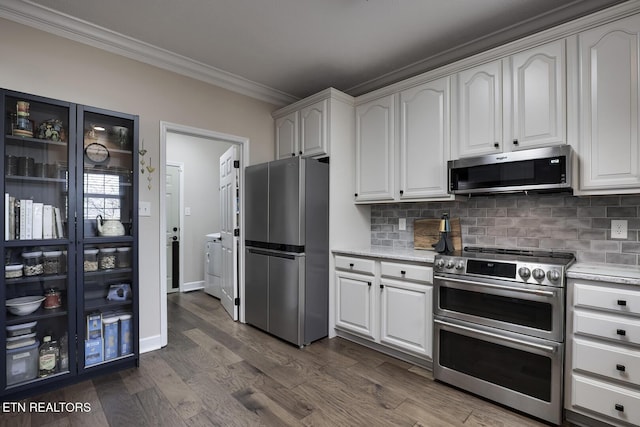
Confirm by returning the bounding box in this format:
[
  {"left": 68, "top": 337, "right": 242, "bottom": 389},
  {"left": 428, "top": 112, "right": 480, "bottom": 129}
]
[{"left": 2, "top": 291, "right": 554, "bottom": 426}]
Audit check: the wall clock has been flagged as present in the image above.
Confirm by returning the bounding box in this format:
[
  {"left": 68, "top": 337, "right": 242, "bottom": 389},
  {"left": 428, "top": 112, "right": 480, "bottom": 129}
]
[{"left": 84, "top": 142, "right": 110, "bottom": 164}]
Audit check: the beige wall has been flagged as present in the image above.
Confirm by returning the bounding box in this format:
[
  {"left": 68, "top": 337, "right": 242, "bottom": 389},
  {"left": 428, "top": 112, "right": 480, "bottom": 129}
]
[{"left": 0, "top": 18, "right": 276, "bottom": 346}]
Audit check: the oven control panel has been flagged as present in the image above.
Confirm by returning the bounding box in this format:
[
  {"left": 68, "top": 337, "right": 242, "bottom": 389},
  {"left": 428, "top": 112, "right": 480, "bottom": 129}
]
[{"left": 434, "top": 255, "right": 566, "bottom": 287}]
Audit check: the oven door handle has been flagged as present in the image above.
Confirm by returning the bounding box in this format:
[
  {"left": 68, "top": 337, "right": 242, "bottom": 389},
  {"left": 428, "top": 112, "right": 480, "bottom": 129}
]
[
  {"left": 434, "top": 318, "right": 557, "bottom": 353},
  {"left": 435, "top": 276, "right": 556, "bottom": 297}
]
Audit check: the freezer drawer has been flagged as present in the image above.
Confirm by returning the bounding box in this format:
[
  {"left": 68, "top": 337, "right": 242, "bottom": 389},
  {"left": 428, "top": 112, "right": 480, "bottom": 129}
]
[{"left": 244, "top": 247, "right": 306, "bottom": 346}]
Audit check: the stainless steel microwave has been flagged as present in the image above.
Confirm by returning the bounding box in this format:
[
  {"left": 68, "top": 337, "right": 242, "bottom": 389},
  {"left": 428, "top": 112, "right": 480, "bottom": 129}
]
[{"left": 448, "top": 145, "right": 573, "bottom": 195}]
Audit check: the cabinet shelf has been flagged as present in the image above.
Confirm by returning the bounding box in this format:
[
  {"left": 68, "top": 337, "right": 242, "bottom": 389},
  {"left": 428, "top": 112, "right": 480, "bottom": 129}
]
[
  {"left": 84, "top": 298, "right": 132, "bottom": 312},
  {"left": 5, "top": 306, "right": 69, "bottom": 326},
  {"left": 4, "top": 134, "right": 67, "bottom": 148},
  {"left": 5, "top": 176, "right": 67, "bottom": 184},
  {"left": 5, "top": 370, "right": 71, "bottom": 391},
  {"left": 5, "top": 273, "right": 67, "bottom": 286},
  {"left": 83, "top": 236, "right": 134, "bottom": 245},
  {"left": 4, "top": 239, "right": 68, "bottom": 247}
]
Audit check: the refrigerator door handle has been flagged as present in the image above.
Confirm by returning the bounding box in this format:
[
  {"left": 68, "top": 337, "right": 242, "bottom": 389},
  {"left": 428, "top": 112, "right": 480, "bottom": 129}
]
[{"left": 247, "top": 248, "right": 300, "bottom": 260}]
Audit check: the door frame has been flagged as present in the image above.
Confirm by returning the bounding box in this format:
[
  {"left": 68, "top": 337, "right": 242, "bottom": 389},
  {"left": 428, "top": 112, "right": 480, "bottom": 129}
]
[
  {"left": 165, "top": 161, "right": 184, "bottom": 294},
  {"left": 159, "top": 121, "right": 249, "bottom": 347}
]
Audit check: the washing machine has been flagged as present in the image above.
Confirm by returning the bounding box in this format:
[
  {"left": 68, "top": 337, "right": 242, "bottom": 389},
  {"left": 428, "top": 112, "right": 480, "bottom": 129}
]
[{"left": 204, "top": 233, "right": 222, "bottom": 298}]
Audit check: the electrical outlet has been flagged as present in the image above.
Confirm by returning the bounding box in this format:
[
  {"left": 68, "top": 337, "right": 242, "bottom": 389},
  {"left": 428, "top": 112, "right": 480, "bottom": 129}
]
[
  {"left": 399, "top": 218, "right": 406, "bottom": 231},
  {"left": 611, "top": 220, "right": 628, "bottom": 239}
]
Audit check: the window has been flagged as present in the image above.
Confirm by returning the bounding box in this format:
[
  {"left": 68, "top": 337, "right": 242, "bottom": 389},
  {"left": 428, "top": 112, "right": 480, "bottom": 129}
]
[{"left": 84, "top": 172, "right": 121, "bottom": 219}]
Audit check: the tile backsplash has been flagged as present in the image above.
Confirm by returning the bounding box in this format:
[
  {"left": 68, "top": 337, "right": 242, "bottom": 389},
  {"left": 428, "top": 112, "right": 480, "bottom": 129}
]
[{"left": 371, "top": 194, "right": 640, "bottom": 266}]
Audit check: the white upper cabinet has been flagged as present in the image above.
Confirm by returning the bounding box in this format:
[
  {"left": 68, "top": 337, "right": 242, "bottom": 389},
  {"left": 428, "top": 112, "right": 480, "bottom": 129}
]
[
  {"left": 399, "top": 77, "right": 451, "bottom": 199},
  {"left": 453, "top": 40, "right": 566, "bottom": 158},
  {"left": 274, "top": 92, "right": 336, "bottom": 160},
  {"left": 355, "top": 94, "right": 396, "bottom": 202},
  {"left": 299, "top": 99, "right": 328, "bottom": 158},
  {"left": 275, "top": 111, "right": 298, "bottom": 159},
  {"left": 577, "top": 14, "right": 640, "bottom": 193},
  {"left": 510, "top": 40, "right": 566, "bottom": 149},
  {"left": 454, "top": 60, "right": 503, "bottom": 158}
]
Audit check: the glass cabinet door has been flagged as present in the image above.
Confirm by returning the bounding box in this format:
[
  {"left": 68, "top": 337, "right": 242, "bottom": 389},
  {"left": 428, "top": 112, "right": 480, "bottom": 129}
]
[
  {"left": 78, "top": 106, "right": 137, "bottom": 370},
  {"left": 2, "top": 91, "right": 75, "bottom": 390}
]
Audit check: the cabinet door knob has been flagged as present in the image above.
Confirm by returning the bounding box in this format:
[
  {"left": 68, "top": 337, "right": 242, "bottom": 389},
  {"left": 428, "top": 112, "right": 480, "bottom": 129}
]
[
  {"left": 400, "top": 270, "right": 406, "bottom": 275},
  {"left": 494, "top": 142, "right": 499, "bottom": 148},
  {"left": 349, "top": 263, "right": 354, "bottom": 268},
  {"left": 291, "top": 152, "right": 295, "bottom": 157},
  {"left": 299, "top": 151, "right": 302, "bottom": 155},
  {"left": 367, "top": 282, "right": 371, "bottom": 287},
  {"left": 617, "top": 329, "right": 626, "bottom": 336},
  {"left": 399, "top": 190, "right": 404, "bottom": 195},
  {"left": 354, "top": 193, "right": 358, "bottom": 198},
  {"left": 615, "top": 404, "right": 624, "bottom": 412},
  {"left": 616, "top": 364, "right": 626, "bottom": 372},
  {"left": 618, "top": 299, "right": 627, "bottom": 306},
  {"left": 513, "top": 139, "right": 519, "bottom": 145},
  {"left": 379, "top": 284, "right": 384, "bottom": 289}
]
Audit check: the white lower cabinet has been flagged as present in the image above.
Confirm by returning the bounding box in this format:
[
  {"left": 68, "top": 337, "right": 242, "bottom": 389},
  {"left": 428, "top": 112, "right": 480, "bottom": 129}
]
[
  {"left": 566, "top": 278, "right": 640, "bottom": 427},
  {"left": 380, "top": 277, "right": 432, "bottom": 358},
  {"left": 335, "top": 271, "right": 377, "bottom": 340},
  {"left": 334, "top": 255, "right": 433, "bottom": 361}
]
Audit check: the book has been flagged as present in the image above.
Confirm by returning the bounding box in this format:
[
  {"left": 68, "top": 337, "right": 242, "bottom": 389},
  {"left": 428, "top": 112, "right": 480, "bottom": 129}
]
[
  {"left": 19, "top": 199, "right": 26, "bottom": 240},
  {"left": 32, "top": 202, "right": 43, "bottom": 239},
  {"left": 24, "top": 199, "right": 33, "bottom": 240},
  {"left": 54, "top": 207, "right": 64, "bottom": 239},
  {"left": 14, "top": 199, "right": 20, "bottom": 240},
  {"left": 8, "top": 196, "right": 15, "bottom": 240},
  {"left": 4, "top": 193, "right": 8, "bottom": 240},
  {"left": 43, "top": 205, "right": 53, "bottom": 239}
]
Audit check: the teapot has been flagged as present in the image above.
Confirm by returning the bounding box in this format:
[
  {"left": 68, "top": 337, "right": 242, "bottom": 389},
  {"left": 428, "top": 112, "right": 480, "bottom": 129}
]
[{"left": 96, "top": 215, "right": 125, "bottom": 236}]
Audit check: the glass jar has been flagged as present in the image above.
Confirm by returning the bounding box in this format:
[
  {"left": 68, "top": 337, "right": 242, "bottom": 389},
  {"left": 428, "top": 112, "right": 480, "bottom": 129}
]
[
  {"left": 5, "top": 155, "right": 18, "bottom": 176},
  {"left": 83, "top": 249, "right": 99, "bottom": 272},
  {"left": 42, "top": 250, "right": 62, "bottom": 275},
  {"left": 44, "top": 288, "right": 62, "bottom": 309},
  {"left": 99, "top": 248, "right": 117, "bottom": 270},
  {"left": 116, "top": 247, "right": 131, "bottom": 268},
  {"left": 5, "top": 263, "right": 23, "bottom": 279},
  {"left": 22, "top": 251, "right": 43, "bottom": 276}
]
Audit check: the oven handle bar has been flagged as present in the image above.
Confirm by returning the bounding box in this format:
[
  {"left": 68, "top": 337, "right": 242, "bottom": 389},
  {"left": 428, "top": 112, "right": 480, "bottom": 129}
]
[
  {"left": 434, "top": 318, "right": 556, "bottom": 353},
  {"left": 435, "top": 276, "right": 556, "bottom": 296}
]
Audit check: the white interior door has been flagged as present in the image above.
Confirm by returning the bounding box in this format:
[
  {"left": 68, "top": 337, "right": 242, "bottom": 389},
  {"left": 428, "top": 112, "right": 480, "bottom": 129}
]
[
  {"left": 220, "top": 146, "right": 239, "bottom": 319},
  {"left": 166, "top": 164, "right": 182, "bottom": 294}
]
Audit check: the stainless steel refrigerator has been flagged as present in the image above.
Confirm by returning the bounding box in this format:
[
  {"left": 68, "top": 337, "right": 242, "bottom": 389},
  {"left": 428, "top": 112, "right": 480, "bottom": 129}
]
[{"left": 244, "top": 156, "right": 329, "bottom": 347}]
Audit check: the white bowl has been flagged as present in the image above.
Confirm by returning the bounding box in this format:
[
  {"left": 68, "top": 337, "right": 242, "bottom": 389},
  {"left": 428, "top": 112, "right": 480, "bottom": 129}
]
[{"left": 6, "top": 296, "right": 45, "bottom": 316}]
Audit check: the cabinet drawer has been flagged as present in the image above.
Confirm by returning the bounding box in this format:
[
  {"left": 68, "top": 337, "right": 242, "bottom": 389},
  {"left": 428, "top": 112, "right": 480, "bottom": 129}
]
[
  {"left": 335, "top": 256, "right": 375, "bottom": 275},
  {"left": 572, "top": 373, "right": 640, "bottom": 426},
  {"left": 574, "top": 311, "right": 640, "bottom": 346},
  {"left": 574, "top": 283, "right": 640, "bottom": 316},
  {"left": 574, "top": 338, "right": 640, "bottom": 386},
  {"left": 380, "top": 261, "right": 432, "bottom": 283}
]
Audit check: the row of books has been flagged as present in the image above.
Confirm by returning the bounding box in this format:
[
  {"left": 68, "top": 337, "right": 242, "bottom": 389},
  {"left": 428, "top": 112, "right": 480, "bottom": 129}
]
[{"left": 4, "top": 194, "right": 65, "bottom": 240}]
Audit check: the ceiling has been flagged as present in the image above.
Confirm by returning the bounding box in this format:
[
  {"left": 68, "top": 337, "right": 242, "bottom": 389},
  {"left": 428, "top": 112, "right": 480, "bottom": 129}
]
[{"left": 0, "top": 0, "right": 628, "bottom": 105}]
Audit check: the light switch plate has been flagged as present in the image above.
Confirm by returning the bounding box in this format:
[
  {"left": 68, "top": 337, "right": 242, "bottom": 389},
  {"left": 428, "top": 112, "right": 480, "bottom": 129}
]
[
  {"left": 139, "top": 201, "right": 151, "bottom": 217},
  {"left": 399, "top": 218, "right": 406, "bottom": 231},
  {"left": 185, "top": 207, "right": 192, "bottom": 216}
]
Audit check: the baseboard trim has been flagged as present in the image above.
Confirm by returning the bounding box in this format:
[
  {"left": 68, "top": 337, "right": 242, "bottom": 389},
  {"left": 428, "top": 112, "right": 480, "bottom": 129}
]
[
  {"left": 139, "top": 334, "right": 163, "bottom": 354},
  {"left": 182, "top": 281, "right": 204, "bottom": 292}
]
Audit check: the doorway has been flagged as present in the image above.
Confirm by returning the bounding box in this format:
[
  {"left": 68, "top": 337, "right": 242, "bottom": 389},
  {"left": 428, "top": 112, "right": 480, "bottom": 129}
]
[
  {"left": 165, "top": 162, "right": 183, "bottom": 294},
  {"left": 159, "top": 122, "right": 249, "bottom": 348}
]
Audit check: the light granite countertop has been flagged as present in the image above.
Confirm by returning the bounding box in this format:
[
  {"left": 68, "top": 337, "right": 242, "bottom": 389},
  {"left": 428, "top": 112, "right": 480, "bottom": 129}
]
[
  {"left": 567, "top": 263, "right": 640, "bottom": 286},
  {"left": 332, "top": 247, "right": 436, "bottom": 264}
]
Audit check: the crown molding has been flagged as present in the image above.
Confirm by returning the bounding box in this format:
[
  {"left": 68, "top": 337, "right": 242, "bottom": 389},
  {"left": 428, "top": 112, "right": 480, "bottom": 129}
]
[{"left": 0, "top": 0, "right": 298, "bottom": 107}]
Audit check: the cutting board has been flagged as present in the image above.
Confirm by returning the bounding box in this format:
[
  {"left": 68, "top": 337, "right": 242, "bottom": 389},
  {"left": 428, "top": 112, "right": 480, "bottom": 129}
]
[{"left": 414, "top": 218, "right": 462, "bottom": 251}]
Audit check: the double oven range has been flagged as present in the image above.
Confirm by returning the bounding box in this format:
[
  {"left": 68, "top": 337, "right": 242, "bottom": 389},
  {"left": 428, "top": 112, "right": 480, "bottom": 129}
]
[{"left": 433, "top": 247, "right": 575, "bottom": 425}]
